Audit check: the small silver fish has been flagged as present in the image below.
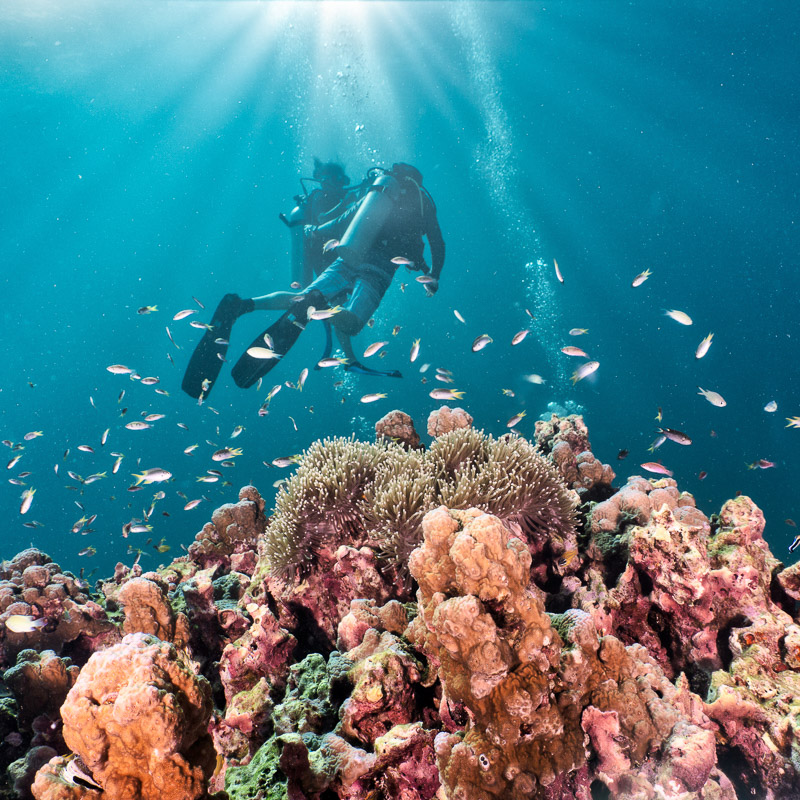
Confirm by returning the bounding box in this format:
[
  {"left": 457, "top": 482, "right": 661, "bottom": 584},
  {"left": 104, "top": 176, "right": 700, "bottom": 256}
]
[
  {"left": 410, "top": 339, "right": 421, "bottom": 362},
  {"left": 132, "top": 468, "right": 172, "bottom": 485},
  {"left": 561, "top": 346, "right": 588, "bottom": 358},
  {"left": 472, "top": 334, "right": 493, "bottom": 352},
  {"left": 272, "top": 455, "right": 300, "bottom": 468},
  {"left": 570, "top": 361, "right": 600, "bottom": 384},
  {"left": 697, "top": 386, "right": 726, "bottom": 407},
  {"left": 665, "top": 309, "right": 693, "bottom": 325},
  {"left": 317, "top": 357, "right": 347, "bottom": 368},
  {"left": 212, "top": 447, "right": 243, "bottom": 461},
  {"left": 429, "top": 388, "right": 465, "bottom": 400},
  {"left": 363, "top": 341, "right": 389, "bottom": 358},
  {"left": 631, "top": 268, "right": 652, "bottom": 287},
  {"left": 453, "top": 309, "right": 466, "bottom": 324},
  {"left": 125, "top": 421, "right": 152, "bottom": 431},
  {"left": 19, "top": 487, "right": 35, "bottom": 515},
  {"left": 247, "top": 347, "right": 281, "bottom": 360},
  {"left": 360, "top": 393, "right": 387, "bottom": 404},
  {"left": 172, "top": 309, "right": 198, "bottom": 321},
  {"left": 308, "top": 306, "right": 341, "bottom": 321},
  {"left": 511, "top": 330, "right": 529, "bottom": 346},
  {"left": 4, "top": 614, "right": 48, "bottom": 633},
  {"left": 507, "top": 411, "right": 526, "bottom": 429},
  {"left": 554, "top": 258, "right": 564, "bottom": 283},
  {"left": 695, "top": 333, "right": 714, "bottom": 359}
]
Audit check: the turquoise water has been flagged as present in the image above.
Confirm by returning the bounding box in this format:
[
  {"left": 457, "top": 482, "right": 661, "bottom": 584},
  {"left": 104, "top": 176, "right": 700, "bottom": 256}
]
[{"left": 2, "top": 1, "right": 798, "bottom": 579}]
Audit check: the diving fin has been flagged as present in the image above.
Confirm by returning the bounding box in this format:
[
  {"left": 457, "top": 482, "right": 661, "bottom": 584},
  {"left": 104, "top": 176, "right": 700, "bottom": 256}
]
[
  {"left": 345, "top": 360, "right": 403, "bottom": 379},
  {"left": 182, "top": 293, "right": 250, "bottom": 399},
  {"left": 231, "top": 291, "right": 324, "bottom": 389}
]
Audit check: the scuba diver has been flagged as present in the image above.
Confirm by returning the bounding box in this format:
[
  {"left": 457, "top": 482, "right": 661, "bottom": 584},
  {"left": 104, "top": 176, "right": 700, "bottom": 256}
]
[
  {"left": 281, "top": 158, "right": 356, "bottom": 288},
  {"left": 182, "top": 162, "right": 445, "bottom": 399}
]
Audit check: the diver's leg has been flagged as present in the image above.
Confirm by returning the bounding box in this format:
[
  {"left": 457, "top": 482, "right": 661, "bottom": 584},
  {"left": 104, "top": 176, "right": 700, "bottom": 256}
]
[
  {"left": 332, "top": 315, "right": 360, "bottom": 364},
  {"left": 250, "top": 291, "right": 302, "bottom": 311},
  {"left": 336, "top": 268, "right": 403, "bottom": 378}
]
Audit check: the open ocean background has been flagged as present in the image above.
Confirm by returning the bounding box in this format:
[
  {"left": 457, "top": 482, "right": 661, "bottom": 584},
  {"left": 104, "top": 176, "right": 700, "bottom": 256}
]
[{"left": 1, "top": 0, "right": 798, "bottom": 580}]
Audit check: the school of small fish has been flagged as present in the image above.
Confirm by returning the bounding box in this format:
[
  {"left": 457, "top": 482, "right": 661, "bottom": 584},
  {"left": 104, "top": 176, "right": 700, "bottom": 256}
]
[{"left": 5, "top": 262, "right": 796, "bottom": 573}]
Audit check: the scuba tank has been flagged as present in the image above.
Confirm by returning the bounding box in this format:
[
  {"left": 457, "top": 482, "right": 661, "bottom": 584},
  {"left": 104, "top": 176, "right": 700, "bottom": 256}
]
[
  {"left": 280, "top": 198, "right": 312, "bottom": 287},
  {"left": 336, "top": 172, "right": 401, "bottom": 267}
]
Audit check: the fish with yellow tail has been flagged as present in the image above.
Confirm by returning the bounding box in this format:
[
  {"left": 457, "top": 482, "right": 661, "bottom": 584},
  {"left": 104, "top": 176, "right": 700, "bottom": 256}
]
[
  {"left": 631, "top": 268, "right": 652, "bottom": 287},
  {"left": 570, "top": 361, "right": 599, "bottom": 384},
  {"left": 19, "top": 487, "right": 35, "bottom": 515},
  {"left": 429, "top": 388, "right": 465, "bottom": 401},
  {"left": 506, "top": 410, "right": 526, "bottom": 429},
  {"left": 132, "top": 468, "right": 172, "bottom": 486},
  {"left": 695, "top": 333, "right": 714, "bottom": 359}
]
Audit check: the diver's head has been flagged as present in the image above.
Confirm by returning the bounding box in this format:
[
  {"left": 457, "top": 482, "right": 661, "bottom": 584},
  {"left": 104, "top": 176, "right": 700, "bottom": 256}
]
[
  {"left": 312, "top": 158, "right": 349, "bottom": 193},
  {"left": 390, "top": 162, "right": 423, "bottom": 185}
]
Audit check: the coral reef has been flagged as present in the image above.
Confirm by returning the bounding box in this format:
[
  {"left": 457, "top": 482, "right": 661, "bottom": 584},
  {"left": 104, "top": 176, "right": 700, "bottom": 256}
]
[
  {"left": 534, "top": 412, "right": 616, "bottom": 500},
  {"left": 0, "top": 550, "right": 117, "bottom": 671},
  {"left": 375, "top": 409, "right": 421, "bottom": 449},
  {"left": 249, "top": 429, "right": 576, "bottom": 651},
  {"left": 0, "top": 410, "right": 797, "bottom": 800},
  {"left": 427, "top": 405, "right": 473, "bottom": 437},
  {"left": 408, "top": 507, "right": 736, "bottom": 799},
  {"left": 39, "top": 632, "right": 215, "bottom": 800}
]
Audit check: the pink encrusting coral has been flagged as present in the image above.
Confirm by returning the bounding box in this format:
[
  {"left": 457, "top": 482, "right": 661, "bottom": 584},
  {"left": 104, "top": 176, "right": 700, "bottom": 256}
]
[{"left": 1, "top": 411, "right": 798, "bottom": 800}]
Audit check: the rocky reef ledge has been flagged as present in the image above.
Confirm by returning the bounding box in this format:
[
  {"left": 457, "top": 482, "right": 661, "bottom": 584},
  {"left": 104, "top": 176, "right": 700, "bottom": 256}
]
[{"left": 2, "top": 410, "right": 799, "bottom": 800}]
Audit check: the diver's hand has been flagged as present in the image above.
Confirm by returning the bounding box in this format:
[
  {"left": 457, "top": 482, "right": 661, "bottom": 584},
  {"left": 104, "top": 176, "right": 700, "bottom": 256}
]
[
  {"left": 303, "top": 224, "right": 319, "bottom": 239},
  {"left": 424, "top": 278, "right": 439, "bottom": 297}
]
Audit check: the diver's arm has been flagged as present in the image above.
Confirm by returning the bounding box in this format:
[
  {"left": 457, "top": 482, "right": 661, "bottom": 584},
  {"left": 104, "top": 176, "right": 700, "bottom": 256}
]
[
  {"left": 311, "top": 197, "right": 362, "bottom": 239},
  {"left": 424, "top": 199, "right": 445, "bottom": 280}
]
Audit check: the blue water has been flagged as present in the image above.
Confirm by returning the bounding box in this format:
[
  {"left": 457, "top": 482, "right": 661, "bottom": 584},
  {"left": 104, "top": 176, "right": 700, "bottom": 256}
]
[{"left": 2, "top": 1, "right": 798, "bottom": 579}]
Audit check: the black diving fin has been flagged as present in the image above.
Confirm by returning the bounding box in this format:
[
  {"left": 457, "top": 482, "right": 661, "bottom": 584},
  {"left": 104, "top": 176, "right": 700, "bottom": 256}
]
[
  {"left": 182, "top": 293, "right": 249, "bottom": 400},
  {"left": 345, "top": 361, "right": 403, "bottom": 378},
  {"left": 231, "top": 291, "right": 324, "bottom": 389}
]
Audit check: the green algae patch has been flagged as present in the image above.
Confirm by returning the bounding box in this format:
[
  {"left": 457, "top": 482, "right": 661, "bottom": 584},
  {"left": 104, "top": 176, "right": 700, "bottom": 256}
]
[{"left": 224, "top": 737, "right": 286, "bottom": 800}]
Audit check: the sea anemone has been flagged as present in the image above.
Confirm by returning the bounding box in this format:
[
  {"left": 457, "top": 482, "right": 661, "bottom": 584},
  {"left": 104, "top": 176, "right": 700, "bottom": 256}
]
[
  {"left": 363, "top": 450, "right": 436, "bottom": 574},
  {"left": 260, "top": 429, "right": 577, "bottom": 583},
  {"left": 262, "top": 436, "right": 393, "bottom": 580}
]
